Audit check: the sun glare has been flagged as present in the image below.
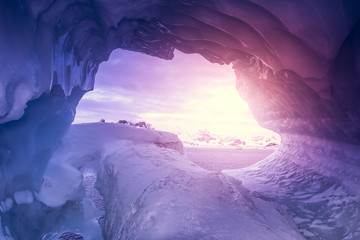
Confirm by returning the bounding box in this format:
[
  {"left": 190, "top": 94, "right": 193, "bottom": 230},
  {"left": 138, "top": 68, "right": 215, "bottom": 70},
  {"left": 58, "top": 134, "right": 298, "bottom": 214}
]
[{"left": 74, "top": 49, "right": 278, "bottom": 143}]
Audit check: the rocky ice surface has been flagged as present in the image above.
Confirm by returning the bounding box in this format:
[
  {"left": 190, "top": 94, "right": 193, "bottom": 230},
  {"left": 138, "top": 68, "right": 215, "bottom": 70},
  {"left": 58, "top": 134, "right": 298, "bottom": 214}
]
[
  {"left": 11, "top": 123, "right": 306, "bottom": 239},
  {"left": 1, "top": 0, "right": 359, "bottom": 141},
  {"left": 0, "top": 0, "right": 360, "bottom": 239},
  {"left": 1, "top": 123, "right": 359, "bottom": 239},
  {"left": 226, "top": 135, "right": 360, "bottom": 239},
  {"left": 0, "top": 123, "right": 185, "bottom": 239}
]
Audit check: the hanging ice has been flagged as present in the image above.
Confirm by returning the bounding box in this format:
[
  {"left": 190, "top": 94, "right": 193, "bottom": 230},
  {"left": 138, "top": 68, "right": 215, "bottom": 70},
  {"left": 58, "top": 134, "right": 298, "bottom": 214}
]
[{"left": 0, "top": 0, "right": 359, "bottom": 239}]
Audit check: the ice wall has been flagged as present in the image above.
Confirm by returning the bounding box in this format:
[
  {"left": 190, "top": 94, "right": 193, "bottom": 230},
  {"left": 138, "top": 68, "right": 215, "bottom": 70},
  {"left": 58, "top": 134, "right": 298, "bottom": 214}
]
[
  {"left": 225, "top": 135, "right": 360, "bottom": 239},
  {"left": 95, "top": 128, "right": 303, "bottom": 240},
  {"left": 1, "top": 0, "right": 360, "bottom": 143},
  {"left": 0, "top": 86, "right": 84, "bottom": 197},
  {"left": 0, "top": 0, "right": 105, "bottom": 201},
  {"left": 0, "top": 123, "right": 184, "bottom": 239},
  {"left": 0, "top": 0, "right": 360, "bottom": 137},
  {"left": 1, "top": 0, "right": 360, "bottom": 239},
  {"left": 1, "top": 0, "right": 358, "bottom": 198},
  {"left": 42, "top": 123, "right": 305, "bottom": 240}
]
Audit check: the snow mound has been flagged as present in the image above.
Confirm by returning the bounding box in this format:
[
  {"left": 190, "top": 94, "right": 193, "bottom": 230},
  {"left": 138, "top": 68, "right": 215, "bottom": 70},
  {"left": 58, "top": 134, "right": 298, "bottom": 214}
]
[
  {"left": 37, "top": 123, "right": 184, "bottom": 208},
  {"left": 36, "top": 123, "right": 302, "bottom": 239},
  {"left": 224, "top": 135, "right": 360, "bottom": 240},
  {"left": 4, "top": 122, "right": 359, "bottom": 239}
]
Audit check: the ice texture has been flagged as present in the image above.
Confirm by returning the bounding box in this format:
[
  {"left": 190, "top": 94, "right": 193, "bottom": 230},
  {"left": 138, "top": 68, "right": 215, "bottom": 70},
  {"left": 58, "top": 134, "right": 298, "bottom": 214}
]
[
  {"left": 37, "top": 122, "right": 184, "bottom": 209},
  {"left": 28, "top": 123, "right": 360, "bottom": 239},
  {"left": 224, "top": 135, "right": 360, "bottom": 239},
  {"left": 0, "top": 0, "right": 360, "bottom": 239},
  {"left": 0, "top": 123, "right": 186, "bottom": 239},
  {"left": 0, "top": 0, "right": 359, "bottom": 142},
  {"left": 13, "top": 190, "right": 33, "bottom": 205},
  {"left": 36, "top": 164, "right": 83, "bottom": 208},
  {"left": 45, "top": 123, "right": 305, "bottom": 239},
  {"left": 0, "top": 87, "right": 84, "bottom": 199}
]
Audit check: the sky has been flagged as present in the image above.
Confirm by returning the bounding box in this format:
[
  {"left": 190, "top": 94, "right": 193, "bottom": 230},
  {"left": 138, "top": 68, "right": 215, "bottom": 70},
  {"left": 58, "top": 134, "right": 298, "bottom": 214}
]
[{"left": 74, "top": 49, "right": 277, "bottom": 138}]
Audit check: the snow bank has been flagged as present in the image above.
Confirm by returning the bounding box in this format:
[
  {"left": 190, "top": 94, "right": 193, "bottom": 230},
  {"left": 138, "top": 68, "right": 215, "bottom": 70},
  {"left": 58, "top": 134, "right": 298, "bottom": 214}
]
[
  {"left": 0, "top": 123, "right": 304, "bottom": 239},
  {"left": 37, "top": 122, "right": 185, "bottom": 209},
  {"left": 224, "top": 135, "right": 360, "bottom": 240},
  {"left": 64, "top": 123, "right": 185, "bottom": 155},
  {"left": 36, "top": 164, "right": 83, "bottom": 208},
  {"left": 0, "top": 123, "right": 184, "bottom": 239},
  {"left": 97, "top": 141, "right": 303, "bottom": 240},
  {"left": 39, "top": 123, "right": 302, "bottom": 239}
]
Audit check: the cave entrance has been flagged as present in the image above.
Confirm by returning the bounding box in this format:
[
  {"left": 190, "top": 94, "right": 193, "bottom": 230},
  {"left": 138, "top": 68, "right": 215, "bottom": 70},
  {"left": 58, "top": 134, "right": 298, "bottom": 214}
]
[{"left": 74, "top": 49, "right": 279, "bottom": 171}]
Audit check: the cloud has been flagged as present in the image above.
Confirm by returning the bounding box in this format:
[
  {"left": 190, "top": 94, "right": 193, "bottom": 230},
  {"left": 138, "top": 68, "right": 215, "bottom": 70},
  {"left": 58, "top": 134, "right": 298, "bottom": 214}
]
[
  {"left": 74, "top": 49, "right": 276, "bottom": 138},
  {"left": 94, "top": 49, "right": 235, "bottom": 99}
]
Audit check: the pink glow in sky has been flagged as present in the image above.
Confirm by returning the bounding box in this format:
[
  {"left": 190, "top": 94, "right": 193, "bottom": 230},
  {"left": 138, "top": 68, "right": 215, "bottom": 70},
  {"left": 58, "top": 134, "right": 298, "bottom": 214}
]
[{"left": 74, "top": 49, "right": 277, "bottom": 138}]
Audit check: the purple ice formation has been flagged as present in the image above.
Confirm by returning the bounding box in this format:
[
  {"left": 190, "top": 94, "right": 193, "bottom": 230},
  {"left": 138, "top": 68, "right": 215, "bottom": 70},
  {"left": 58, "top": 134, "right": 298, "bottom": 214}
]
[{"left": 0, "top": 1, "right": 359, "bottom": 239}]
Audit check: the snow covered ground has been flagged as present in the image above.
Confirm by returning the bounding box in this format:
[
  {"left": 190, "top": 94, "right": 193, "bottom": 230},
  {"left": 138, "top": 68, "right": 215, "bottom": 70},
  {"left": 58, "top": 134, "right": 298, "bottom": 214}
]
[
  {"left": 225, "top": 136, "right": 360, "bottom": 240},
  {"left": 4, "top": 122, "right": 358, "bottom": 239},
  {"left": 185, "top": 147, "right": 274, "bottom": 172},
  {"left": 26, "top": 123, "right": 303, "bottom": 239}
]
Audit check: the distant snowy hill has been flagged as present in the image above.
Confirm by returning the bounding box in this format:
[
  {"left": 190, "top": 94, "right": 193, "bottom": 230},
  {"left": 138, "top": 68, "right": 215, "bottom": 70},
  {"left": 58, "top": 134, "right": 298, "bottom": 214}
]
[
  {"left": 179, "top": 129, "right": 280, "bottom": 149},
  {"left": 111, "top": 120, "right": 280, "bottom": 149}
]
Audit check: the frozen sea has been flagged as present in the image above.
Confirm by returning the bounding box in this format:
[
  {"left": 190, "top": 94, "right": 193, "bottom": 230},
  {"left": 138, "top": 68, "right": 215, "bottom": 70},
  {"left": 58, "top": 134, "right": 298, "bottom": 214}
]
[{"left": 185, "top": 147, "right": 275, "bottom": 172}]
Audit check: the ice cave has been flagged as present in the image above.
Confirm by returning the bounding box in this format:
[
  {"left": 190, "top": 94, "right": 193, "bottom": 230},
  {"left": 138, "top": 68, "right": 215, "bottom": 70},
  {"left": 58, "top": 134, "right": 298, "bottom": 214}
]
[{"left": 0, "top": 0, "right": 360, "bottom": 239}]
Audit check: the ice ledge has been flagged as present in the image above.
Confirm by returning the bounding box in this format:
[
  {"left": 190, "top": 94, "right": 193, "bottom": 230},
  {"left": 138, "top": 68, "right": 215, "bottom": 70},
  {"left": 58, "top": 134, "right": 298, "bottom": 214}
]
[
  {"left": 278, "top": 134, "right": 360, "bottom": 195},
  {"left": 223, "top": 134, "right": 360, "bottom": 239},
  {"left": 67, "top": 122, "right": 185, "bottom": 155}
]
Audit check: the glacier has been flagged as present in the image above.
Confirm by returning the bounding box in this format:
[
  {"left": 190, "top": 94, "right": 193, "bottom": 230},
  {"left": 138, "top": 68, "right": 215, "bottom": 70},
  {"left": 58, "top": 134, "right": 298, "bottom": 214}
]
[
  {"left": 29, "top": 123, "right": 306, "bottom": 239},
  {"left": 0, "top": 0, "right": 360, "bottom": 239}
]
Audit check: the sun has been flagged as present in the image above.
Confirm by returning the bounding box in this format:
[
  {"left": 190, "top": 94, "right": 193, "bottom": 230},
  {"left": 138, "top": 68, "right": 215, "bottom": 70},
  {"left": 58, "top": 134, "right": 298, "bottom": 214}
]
[{"left": 74, "top": 49, "right": 277, "bottom": 141}]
